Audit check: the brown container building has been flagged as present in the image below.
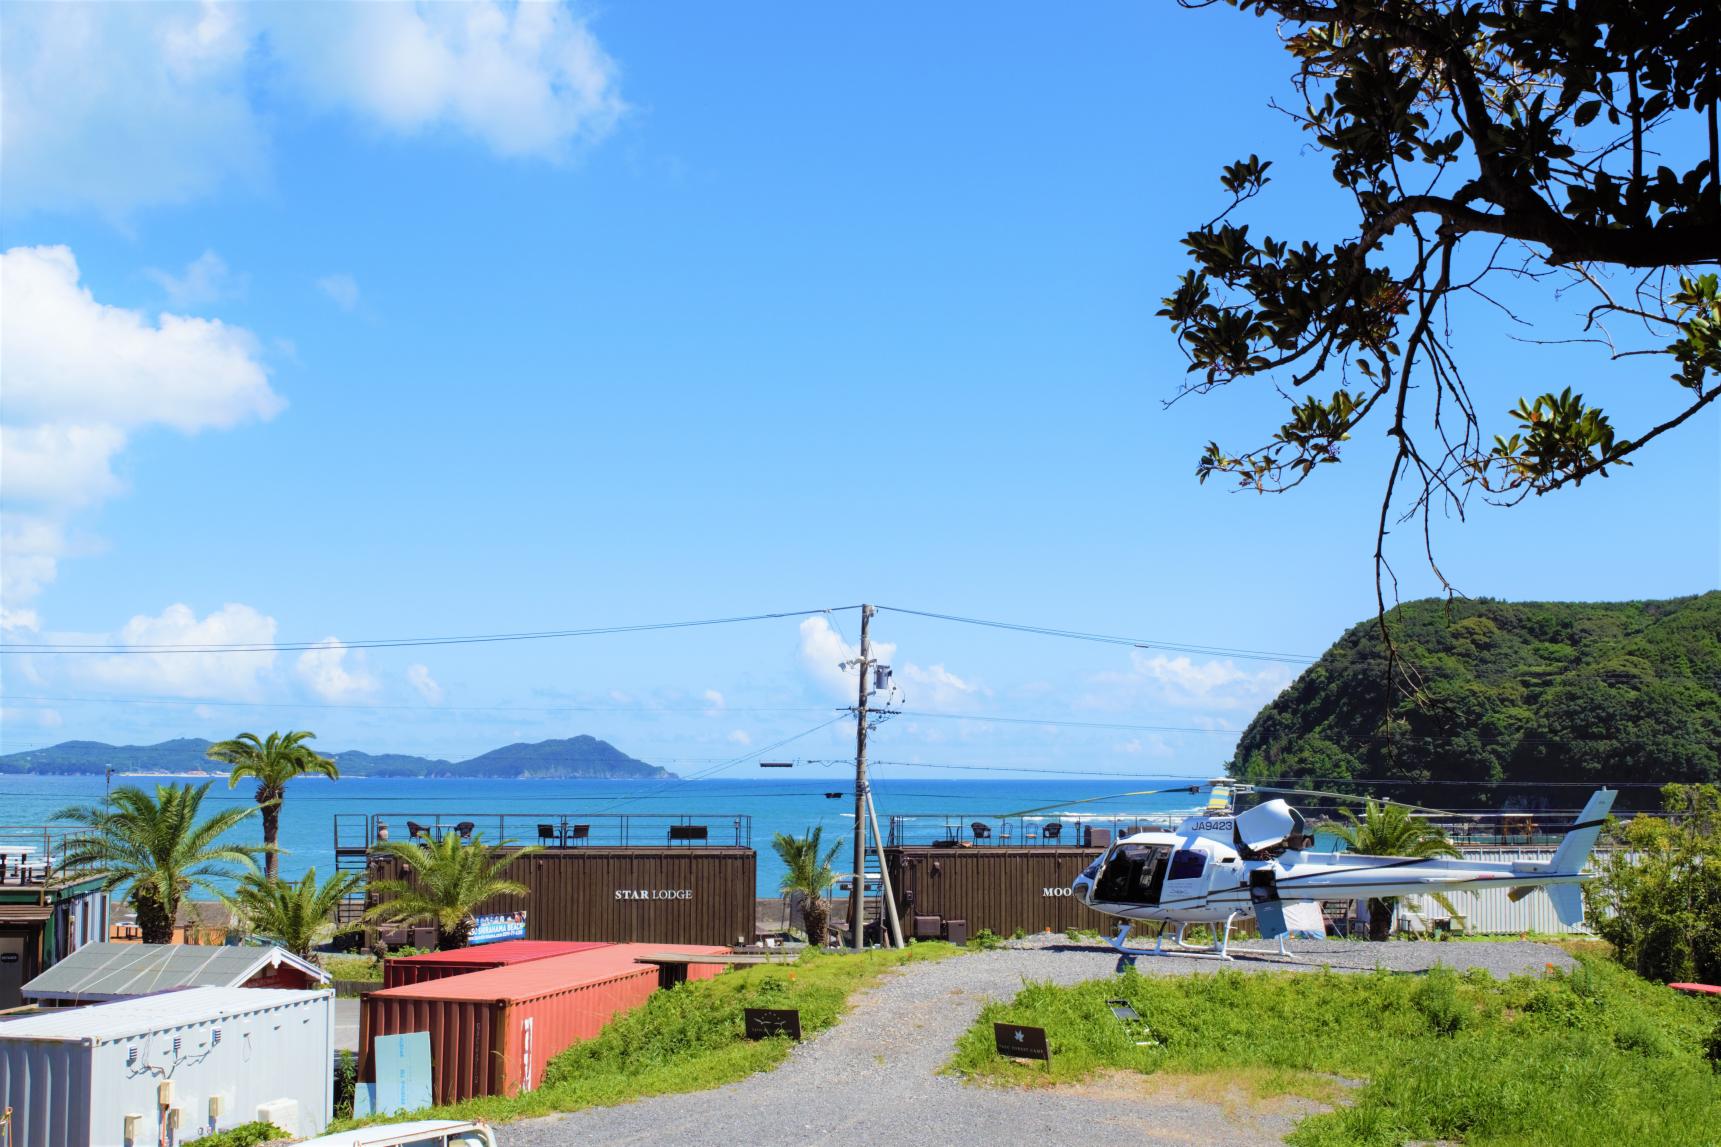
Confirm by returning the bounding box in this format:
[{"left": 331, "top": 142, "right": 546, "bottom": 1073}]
[
  {"left": 886, "top": 846, "right": 1107, "bottom": 936},
  {"left": 359, "top": 943, "right": 732, "bottom": 1102},
  {"left": 345, "top": 814, "right": 757, "bottom": 947},
  {"left": 367, "top": 848, "right": 755, "bottom": 947}
]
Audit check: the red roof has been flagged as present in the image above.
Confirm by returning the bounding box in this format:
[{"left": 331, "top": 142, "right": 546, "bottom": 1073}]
[
  {"left": 1669, "top": 982, "right": 1721, "bottom": 995},
  {"left": 388, "top": 940, "right": 609, "bottom": 968},
  {"left": 374, "top": 943, "right": 732, "bottom": 1004}
]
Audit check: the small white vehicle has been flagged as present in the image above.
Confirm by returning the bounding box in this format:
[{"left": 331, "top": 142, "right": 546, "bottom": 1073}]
[{"left": 291, "top": 1120, "right": 497, "bottom": 1147}]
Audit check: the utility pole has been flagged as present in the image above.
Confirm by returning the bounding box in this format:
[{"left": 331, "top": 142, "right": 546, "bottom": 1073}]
[{"left": 849, "top": 604, "right": 874, "bottom": 951}]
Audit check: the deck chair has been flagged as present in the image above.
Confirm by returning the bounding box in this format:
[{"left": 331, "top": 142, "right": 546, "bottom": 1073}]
[
  {"left": 406, "top": 821, "right": 431, "bottom": 841},
  {"left": 538, "top": 823, "right": 560, "bottom": 846},
  {"left": 970, "top": 822, "right": 993, "bottom": 841},
  {"left": 569, "top": 824, "right": 591, "bottom": 844},
  {"left": 454, "top": 821, "right": 476, "bottom": 841},
  {"left": 1042, "top": 823, "right": 1064, "bottom": 842}
]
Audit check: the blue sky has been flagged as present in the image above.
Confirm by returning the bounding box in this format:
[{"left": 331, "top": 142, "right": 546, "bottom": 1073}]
[{"left": 2, "top": 2, "right": 1716, "bottom": 777}]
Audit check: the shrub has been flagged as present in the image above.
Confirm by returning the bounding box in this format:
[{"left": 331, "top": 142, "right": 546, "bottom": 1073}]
[
  {"left": 1587, "top": 784, "right": 1721, "bottom": 984},
  {"left": 192, "top": 1122, "right": 288, "bottom": 1147}
]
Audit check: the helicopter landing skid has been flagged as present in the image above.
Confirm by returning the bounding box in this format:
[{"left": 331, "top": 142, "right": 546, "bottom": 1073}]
[{"left": 1107, "top": 916, "right": 1292, "bottom": 971}]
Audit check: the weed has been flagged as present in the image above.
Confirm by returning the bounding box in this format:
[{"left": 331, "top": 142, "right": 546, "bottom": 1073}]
[
  {"left": 332, "top": 942, "right": 959, "bottom": 1128},
  {"left": 947, "top": 956, "right": 1721, "bottom": 1147}
]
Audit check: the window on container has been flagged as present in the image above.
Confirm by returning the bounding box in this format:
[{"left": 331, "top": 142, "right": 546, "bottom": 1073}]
[{"left": 1168, "top": 850, "right": 1208, "bottom": 881}]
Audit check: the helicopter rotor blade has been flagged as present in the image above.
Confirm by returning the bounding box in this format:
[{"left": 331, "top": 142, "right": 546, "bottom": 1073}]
[
  {"left": 1000, "top": 784, "right": 1209, "bottom": 819},
  {"left": 1249, "top": 784, "right": 1461, "bottom": 817}
]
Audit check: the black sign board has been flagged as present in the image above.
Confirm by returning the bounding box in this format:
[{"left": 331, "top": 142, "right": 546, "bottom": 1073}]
[
  {"left": 744, "top": 1008, "right": 803, "bottom": 1040},
  {"left": 993, "top": 1022, "right": 1050, "bottom": 1063}
]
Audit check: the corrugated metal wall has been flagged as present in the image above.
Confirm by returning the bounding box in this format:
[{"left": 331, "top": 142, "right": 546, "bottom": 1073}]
[
  {"left": 887, "top": 848, "right": 1107, "bottom": 936},
  {"left": 0, "top": 1040, "right": 91, "bottom": 1147},
  {"left": 1394, "top": 847, "right": 1602, "bottom": 935},
  {"left": 0, "top": 990, "right": 332, "bottom": 1147},
  {"left": 382, "top": 941, "right": 612, "bottom": 989},
  {"left": 369, "top": 848, "right": 756, "bottom": 946},
  {"left": 358, "top": 966, "right": 661, "bottom": 1103}
]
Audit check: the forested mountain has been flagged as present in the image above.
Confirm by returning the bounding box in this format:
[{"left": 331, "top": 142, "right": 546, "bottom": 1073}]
[
  {"left": 1232, "top": 593, "right": 1721, "bottom": 811},
  {"left": 0, "top": 736, "right": 674, "bottom": 780}
]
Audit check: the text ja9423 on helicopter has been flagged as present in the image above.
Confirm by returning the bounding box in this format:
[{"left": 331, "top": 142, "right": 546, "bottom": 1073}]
[{"left": 1046, "top": 781, "right": 1616, "bottom": 966}]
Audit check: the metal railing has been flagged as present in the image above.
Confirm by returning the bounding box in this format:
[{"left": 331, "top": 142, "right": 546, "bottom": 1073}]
[
  {"left": 887, "top": 807, "right": 1658, "bottom": 849},
  {"left": 0, "top": 825, "right": 95, "bottom": 893},
  {"left": 886, "top": 813, "right": 1180, "bottom": 848},
  {"left": 334, "top": 811, "right": 753, "bottom": 851}
]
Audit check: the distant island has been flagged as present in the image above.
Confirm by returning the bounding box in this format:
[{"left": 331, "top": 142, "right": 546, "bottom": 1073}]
[
  {"left": 1233, "top": 592, "right": 1720, "bottom": 809},
  {"left": 0, "top": 735, "right": 677, "bottom": 781}
]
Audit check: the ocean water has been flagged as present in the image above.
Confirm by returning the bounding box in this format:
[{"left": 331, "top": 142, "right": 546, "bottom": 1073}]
[{"left": 0, "top": 773, "right": 1222, "bottom": 896}]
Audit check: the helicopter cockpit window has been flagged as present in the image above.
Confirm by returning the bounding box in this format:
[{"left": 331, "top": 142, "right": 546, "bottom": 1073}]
[
  {"left": 1168, "top": 849, "right": 1207, "bottom": 881},
  {"left": 1093, "top": 844, "right": 1173, "bottom": 905}
]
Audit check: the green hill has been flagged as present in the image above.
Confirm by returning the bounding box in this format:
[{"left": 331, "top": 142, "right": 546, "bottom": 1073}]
[
  {"left": 0, "top": 736, "right": 674, "bottom": 780},
  {"left": 1232, "top": 592, "right": 1721, "bottom": 810}
]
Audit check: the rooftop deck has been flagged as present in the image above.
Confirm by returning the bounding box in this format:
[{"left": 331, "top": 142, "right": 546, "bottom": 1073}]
[
  {"left": 334, "top": 811, "right": 753, "bottom": 854},
  {"left": 886, "top": 807, "right": 1629, "bottom": 849},
  {"left": 0, "top": 825, "right": 99, "bottom": 897}
]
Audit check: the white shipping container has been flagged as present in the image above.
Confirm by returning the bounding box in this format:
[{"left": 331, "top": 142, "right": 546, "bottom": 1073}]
[{"left": 0, "top": 986, "right": 333, "bottom": 1147}]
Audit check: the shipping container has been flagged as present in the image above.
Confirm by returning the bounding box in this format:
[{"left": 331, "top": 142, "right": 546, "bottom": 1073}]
[
  {"left": 358, "top": 944, "right": 730, "bottom": 1103},
  {"left": 366, "top": 848, "right": 755, "bottom": 947},
  {"left": 0, "top": 986, "right": 333, "bottom": 1147},
  {"left": 886, "top": 846, "right": 1106, "bottom": 937},
  {"left": 381, "top": 940, "right": 612, "bottom": 989}
]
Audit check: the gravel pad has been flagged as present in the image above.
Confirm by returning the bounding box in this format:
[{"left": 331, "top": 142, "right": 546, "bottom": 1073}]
[{"left": 505, "top": 936, "right": 1574, "bottom": 1146}]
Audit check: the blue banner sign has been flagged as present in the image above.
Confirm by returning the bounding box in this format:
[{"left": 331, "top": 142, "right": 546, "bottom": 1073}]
[{"left": 469, "top": 911, "right": 527, "bottom": 945}]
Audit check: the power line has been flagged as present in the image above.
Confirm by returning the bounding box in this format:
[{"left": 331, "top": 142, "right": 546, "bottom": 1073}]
[
  {"left": 595, "top": 715, "right": 852, "bottom": 812},
  {"left": 896, "top": 709, "right": 1244, "bottom": 735},
  {"left": 876, "top": 605, "right": 1316, "bottom": 665},
  {"left": 0, "top": 694, "right": 831, "bottom": 718},
  {"left": 0, "top": 605, "right": 861, "bottom": 655}
]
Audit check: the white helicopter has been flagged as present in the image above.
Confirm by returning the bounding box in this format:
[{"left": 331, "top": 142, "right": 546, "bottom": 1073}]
[{"left": 1034, "top": 780, "right": 1616, "bottom": 966}]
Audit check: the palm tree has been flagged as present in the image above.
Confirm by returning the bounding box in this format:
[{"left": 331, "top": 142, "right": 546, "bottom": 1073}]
[
  {"left": 206, "top": 730, "right": 339, "bottom": 879},
  {"left": 1327, "top": 799, "right": 1461, "bottom": 941},
  {"left": 364, "top": 833, "right": 535, "bottom": 949},
  {"left": 772, "top": 827, "right": 842, "bottom": 946},
  {"left": 236, "top": 868, "right": 363, "bottom": 958},
  {"left": 56, "top": 783, "right": 261, "bottom": 945}
]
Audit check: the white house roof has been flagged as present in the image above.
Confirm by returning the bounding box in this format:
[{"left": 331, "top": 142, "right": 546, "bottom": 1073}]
[
  {"left": 21, "top": 941, "right": 329, "bottom": 1002},
  {"left": 0, "top": 986, "right": 327, "bottom": 1042}
]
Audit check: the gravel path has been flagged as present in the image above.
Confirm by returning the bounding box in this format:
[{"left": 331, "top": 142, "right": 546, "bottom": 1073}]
[{"left": 505, "top": 937, "right": 1573, "bottom": 1147}]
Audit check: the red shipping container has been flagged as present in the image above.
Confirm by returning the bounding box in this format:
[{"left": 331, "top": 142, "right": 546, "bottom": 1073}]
[
  {"left": 359, "top": 944, "right": 732, "bottom": 1102},
  {"left": 381, "top": 939, "right": 612, "bottom": 989}
]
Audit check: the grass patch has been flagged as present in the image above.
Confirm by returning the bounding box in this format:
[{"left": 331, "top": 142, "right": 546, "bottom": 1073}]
[
  {"left": 334, "top": 942, "right": 960, "bottom": 1127},
  {"left": 949, "top": 956, "right": 1721, "bottom": 1147}
]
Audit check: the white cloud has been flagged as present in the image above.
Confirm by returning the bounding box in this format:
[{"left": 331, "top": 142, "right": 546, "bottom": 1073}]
[
  {"left": 296, "top": 638, "right": 379, "bottom": 703},
  {"left": 146, "top": 250, "right": 244, "bottom": 308},
  {"left": 797, "top": 616, "right": 896, "bottom": 701},
  {"left": 316, "top": 273, "right": 360, "bottom": 312},
  {"left": 80, "top": 603, "right": 279, "bottom": 700},
  {"left": 702, "top": 689, "right": 725, "bottom": 716},
  {"left": 897, "top": 662, "right": 985, "bottom": 711},
  {"left": 2, "top": 2, "right": 626, "bottom": 219},
  {"left": 1, "top": 2, "right": 265, "bottom": 217},
  {"left": 796, "top": 615, "right": 987, "bottom": 710},
  {"left": 407, "top": 663, "right": 444, "bottom": 704},
  {"left": 0, "top": 246, "right": 280, "bottom": 616},
  {"left": 267, "top": 2, "right": 626, "bottom": 159},
  {"left": 726, "top": 729, "right": 752, "bottom": 746},
  {"left": 1080, "top": 650, "right": 1295, "bottom": 713},
  {"left": 3, "top": 246, "right": 280, "bottom": 433}
]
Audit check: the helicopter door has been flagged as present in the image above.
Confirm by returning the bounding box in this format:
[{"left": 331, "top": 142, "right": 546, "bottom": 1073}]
[
  {"left": 1092, "top": 844, "right": 1174, "bottom": 906},
  {"left": 1158, "top": 849, "right": 1211, "bottom": 906}
]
